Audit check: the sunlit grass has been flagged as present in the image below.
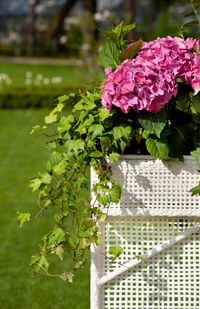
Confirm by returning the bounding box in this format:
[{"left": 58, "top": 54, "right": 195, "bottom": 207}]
[
  {"left": 0, "top": 110, "right": 90, "bottom": 309},
  {"left": 0, "top": 62, "right": 87, "bottom": 88}
]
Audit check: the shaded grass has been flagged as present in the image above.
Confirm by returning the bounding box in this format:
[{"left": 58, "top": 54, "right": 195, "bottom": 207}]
[
  {"left": 0, "top": 110, "right": 90, "bottom": 309},
  {"left": 0, "top": 62, "right": 87, "bottom": 87}
]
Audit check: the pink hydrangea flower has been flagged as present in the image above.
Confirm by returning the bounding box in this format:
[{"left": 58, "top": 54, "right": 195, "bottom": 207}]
[{"left": 101, "top": 36, "right": 200, "bottom": 113}]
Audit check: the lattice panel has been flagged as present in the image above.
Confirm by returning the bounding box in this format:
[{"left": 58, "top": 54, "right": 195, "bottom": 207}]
[
  {"left": 91, "top": 156, "right": 200, "bottom": 217},
  {"left": 103, "top": 217, "right": 200, "bottom": 309}
]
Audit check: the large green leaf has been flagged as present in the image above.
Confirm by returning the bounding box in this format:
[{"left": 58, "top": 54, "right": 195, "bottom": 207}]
[
  {"left": 109, "top": 181, "right": 121, "bottom": 203},
  {"left": 137, "top": 110, "right": 166, "bottom": 138},
  {"left": 146, "top": 137, "right": 169, "bottom": 158},
  {"left": 99, "top": 40, "right": 120, "bottom": 69}
]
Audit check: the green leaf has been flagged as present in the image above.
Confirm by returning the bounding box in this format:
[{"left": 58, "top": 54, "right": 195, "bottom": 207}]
[
  {"left": 57, "top": 95, "right": 69, "bottom": 103},
  {"left": 90, "top": 151, "right": 102, "bottom": 158},
  {"left": 190, "top": 182, "right": 200, "bottom": 196},
  {"left": 48, "top": 227, "right": 66, "bottom": 245},
  {"left": 30, "top": 254, "right": 49, "bottom": 273},
  {"left": 146, "top": 137, "right": 169, "bottom": 158},
  {"left": 183, "top": 21, "right": 199, "bottom": 27},
  {"left": 45, "top": 112, "right": 57, "bottom": 124},
  {"left": 109, "top": 181, "right": 121, "bottom": 203},
  {"left": 118, "top": 39, "right": 142, "bottom": 61},
  {"left": 113, "top": 125, "right": 132, "bottom": 142},
  {"left": 40, "top": 172, "right": 52, "bottom": 184},
  {"left": 67, "top": 139, "right": 85, "bottom": 154},
  {"left": 137, "top": 110, "right": 166, "bottom": 138},
  {"left": 191, "top": 148, "right": 200, "bottom": 168},
  {"left": 113, "top": 125, "right": 132, "bottom": 152},
  {"left": 29, "top": 178, "right": 42, "bottom": 192},
  {"left": 55, "top": 246, "right": 64, "bottom": 260},
  {"left": 17, "top": 212, "right": 31, "bottom": 228},
  {"left": 88, "top": 124, "right": 104, "bottom": 140},
  {"left": 53, "top": 160, "right": 67, "bottom": 175},
  {"left": 98, "top": 28, "right": 119, "bottom": 46},
  {"left": 57, "top": 115, "right": 74, "bottom": 133},
  {"left": 109, "top": 152, "right": 120, "bottom": 163},
  {"left": 122, "top": 23, "right": 136, "bottom": 37},
  {"left": 29, "top": 125, "right": 41, "bottom": 135},
  {"left": 97, "top": 194, "right": 110, "bottom": 207},
  {"left": 108, "top": 247, "right": 123, "bottom": 260},
  {"left": 81, "top": 218, "right": 95, "bottom": 231},
  {"left": 99, "top": 40, "right": 120, "bottom": 69}
]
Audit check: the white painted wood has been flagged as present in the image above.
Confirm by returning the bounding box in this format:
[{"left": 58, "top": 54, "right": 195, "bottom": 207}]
[
  {"left": 99, "top": 223, "right": 200, "bottom": 286},
  {"left": 90, "top": 155, "right": 200, "bottom": 309}
]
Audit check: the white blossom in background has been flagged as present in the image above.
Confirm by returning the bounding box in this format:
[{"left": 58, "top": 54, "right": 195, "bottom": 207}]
[
  {"left": 25, "top": 79, "right": 32, "bottom": 85},
  {"left": 0, "top": 73, "right": 13, "bottom": 87},
  {"left": 36, "top": 74, "right": 43, "bottom": 81},
  {"left": 43, "top": 78, "right": 50, "bottom": 85},
  {"left": 23, "top": 71, "right": 63, "bottom": 87},
  {"left": 26, "top": 72, "right": 32, "bottom": 78}
]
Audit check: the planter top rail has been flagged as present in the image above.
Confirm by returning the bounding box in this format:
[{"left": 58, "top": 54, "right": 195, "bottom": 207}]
[{"left": 91, "top": 155, "right": 200, "bottom": 217}]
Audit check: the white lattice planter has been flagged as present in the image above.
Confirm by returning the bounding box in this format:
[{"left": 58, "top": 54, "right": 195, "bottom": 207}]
[{"left": 90, "top": 155, "right": 200, "bottom": 309}]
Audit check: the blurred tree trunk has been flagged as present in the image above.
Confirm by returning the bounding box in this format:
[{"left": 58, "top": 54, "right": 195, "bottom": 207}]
[
  {"left": 125, "top": 0, "right": 135, "bottom": 41},
  {"left": 82, "top": 0, "right": 97, "bottom": 78},
  {"left": 28, "top": 0, "right": 40, "bottom": 56},
  {"left": 44, "top": 0, "right": 78, "bottom": 42}
]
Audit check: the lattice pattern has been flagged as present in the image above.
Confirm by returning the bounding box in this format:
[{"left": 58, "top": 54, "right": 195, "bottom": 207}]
[
  {"left": 103, "top": 217, "right": 200, "bottom": 309},
  {"left": 91, "top": 156, "right": 200, "bottom": 217},
  {"left": 90, "top": 156, "right": 200, "bottom": 309}
]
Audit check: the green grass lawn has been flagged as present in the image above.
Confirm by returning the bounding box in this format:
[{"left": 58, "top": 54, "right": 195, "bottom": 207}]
[
  {"left": 0, "top": 110, "right": 90, "bottom": 309},
  {"left": 0, "top": 62, "right": 87, "bottom": 88}
]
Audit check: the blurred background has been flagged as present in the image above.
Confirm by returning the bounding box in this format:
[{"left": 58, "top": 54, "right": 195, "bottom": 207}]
[{"left": 0, "top": 0, "right": 197, "bottom": 308}]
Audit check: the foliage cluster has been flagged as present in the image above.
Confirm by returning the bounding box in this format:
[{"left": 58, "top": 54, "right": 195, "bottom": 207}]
[{"left": 18, "top": 4, "right": 200, "bottom": 282}]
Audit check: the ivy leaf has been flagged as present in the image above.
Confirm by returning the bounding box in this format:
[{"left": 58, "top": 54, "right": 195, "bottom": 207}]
[
  {"left": 113, "top": 125, "right": 132, "bottom": 142},
  {"left": 17, "top": 212, "right": 31, "bottom": 228},
  {"left": 146, "top": 137, "right": 169, "bottom": 158},
  {"left": 97, "top": 194, "right": 110, "bottom": 207},
  {"left": 108, "top": 247, "right": 123, "bottom": 261},
  {"left": 40, "top": 172, "right": 52, "bottom": 184},
  {"left": 45, "top": 112, "right": 57, "bottom": 124},
  {"left": 109, "top": 152, "right": 120, "bottom": 163},
  {"left": 57, "top": 115, "right": 74, "bottom": 133},
  {"left": 109, "top": 181, "right": 121, "bottom": 203},
  {"left": 90, "top": 151, "right": 102, "bottom": 158},
  {"left": 30, "top": 254, "right": 49, "bottom": 273},
  {"left": 137, "top": 110, "right": 166, "bottom": 138},
  {"left": 113, "top": 125, "right": 132, "bottom": 152},
  {"left": 88, "top": 124, "right": 104, "bottom": 140},
  {"left": 29, "top": 178, "right": 42, "bottom": 192},
  {"left": 53, "top": 160, "right": 67, "bottom": 175},
  {"left": 118, "top": 39, "right": 142, "bottom": 61},
  {"left": 191, "top": 148, "right": 200, "bottom": 168},
  {"left": 190, "top": 182, "right": 200, "bottom": 196},
  {"left": 48, "top": 227, "right": 66, "bottom": 246},
  {"left": 99, "top": 40, "right": 120, "bottom": 69},
  {"left": 67, "top": 139, "right": 85, "bottom": 154}
]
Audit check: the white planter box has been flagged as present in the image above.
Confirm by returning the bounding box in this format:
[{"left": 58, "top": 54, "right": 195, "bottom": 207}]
[{"left": 90, "top": 155, "right": 200, "bottom": 309}]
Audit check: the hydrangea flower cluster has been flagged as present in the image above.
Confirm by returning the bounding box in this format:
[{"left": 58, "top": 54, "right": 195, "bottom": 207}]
[{"left": 101, "top": 36, "right": 200, "bottom": 113}]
